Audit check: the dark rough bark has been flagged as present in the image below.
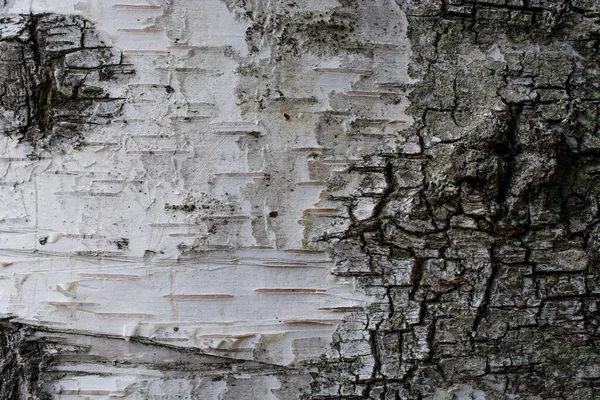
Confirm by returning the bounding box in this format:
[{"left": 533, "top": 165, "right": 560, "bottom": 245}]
[
  {"left": 0, "top": 319, "right": 46, "bottom": 400},
  {"left": 311, "top": 1, "right": 600, "bottom": 399},
  {"left": 0, "top": 14, "right": 131, "bottom": 148}
]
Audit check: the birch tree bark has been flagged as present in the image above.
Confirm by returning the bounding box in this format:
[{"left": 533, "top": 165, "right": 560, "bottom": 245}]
[{"left": 0, "top": 0, "right": 599, "bottom": 399}]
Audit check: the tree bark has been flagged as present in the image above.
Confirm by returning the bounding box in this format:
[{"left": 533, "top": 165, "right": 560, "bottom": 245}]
[{"left": 0, "top": 0, "right": 598, "bottom": 399}]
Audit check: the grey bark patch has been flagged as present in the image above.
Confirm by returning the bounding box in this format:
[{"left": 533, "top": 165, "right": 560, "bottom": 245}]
[
  {"left": 0, "top": 318, "right": 46, "bottom": 400},
  {"left": 311, "top": 1, "right": 600, "bottom": 399},
  {"left": 0, "top": 14, "right": 132, "bottom": 148}
]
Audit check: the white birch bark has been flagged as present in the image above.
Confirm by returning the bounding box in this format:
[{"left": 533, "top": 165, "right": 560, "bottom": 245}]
[{"left": 0, "top": 0, "right": 413, "bottom": 398}]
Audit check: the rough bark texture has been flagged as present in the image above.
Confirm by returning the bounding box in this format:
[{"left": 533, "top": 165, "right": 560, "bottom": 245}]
[
  {"left": 0, "top": 14, "right": 130, "bottom": 148},
  {"left": 314, "top": 1, "right": 600, "bottom": 399},
  {"left": 0, "top": 319, "right": 46, "bottom": 399},
  {"left": 0, "top": 0, "right": 599, "bottom": 399}
]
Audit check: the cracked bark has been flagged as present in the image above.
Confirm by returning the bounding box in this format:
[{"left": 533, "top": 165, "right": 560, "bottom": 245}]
[
  {"left": 313, "top": 1, "right": 600, "bottom": 399},
  {"left": 0, "top": 13, "right": 129, "bottom": 148}
]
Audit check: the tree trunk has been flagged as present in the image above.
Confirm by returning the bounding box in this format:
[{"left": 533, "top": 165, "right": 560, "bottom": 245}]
[{"left": 0, "top": 0, "right": 598, "bottom": 399}]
